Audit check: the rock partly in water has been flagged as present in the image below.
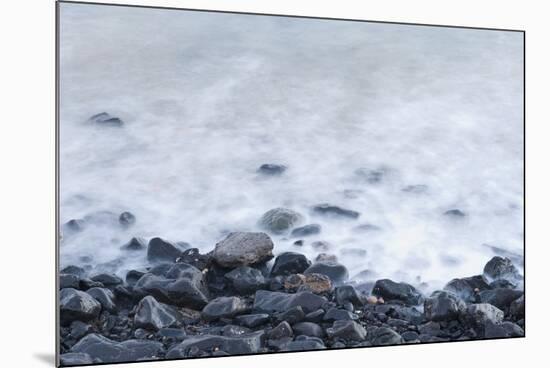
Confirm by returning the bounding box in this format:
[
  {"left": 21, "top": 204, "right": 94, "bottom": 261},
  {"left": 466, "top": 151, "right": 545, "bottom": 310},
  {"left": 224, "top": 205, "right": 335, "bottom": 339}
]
[
  {"left": 304, "top": 261, "right": 349, "bottom": 284},
  {"left": 311, "top": 204, "right": 360, "bottom": 219},
  {"left": 212, "top": 232, "right": 274, "bottom": 268},
  {"left": 443, "top": 209, "right": 466, "bottom": 218},
  {"left": 479, "top": 289, "right": 523, "bottom": 310},
  {"left": 258, "top": 208, "right": 303, "bottom": 234},
  {"left": 121, "top": 237, "right": 146, "bottom": 251},
  {"left": 147, "top": 237, "right": 185, "bottom": 263},
  {"left": 90, "top": 273, "right": 123, "bottom": 286},
  {"left": 444, "top": 275, "right": 491, "bottom": 302},
  {"left": 270, "top": 252, "right": 312, "bottom": 277},
  {"left": 134, "top": 296, "right": 181, "bottom": 330},
  {"left": 483, "top": 256, "right": 521, "bottom": 281}
]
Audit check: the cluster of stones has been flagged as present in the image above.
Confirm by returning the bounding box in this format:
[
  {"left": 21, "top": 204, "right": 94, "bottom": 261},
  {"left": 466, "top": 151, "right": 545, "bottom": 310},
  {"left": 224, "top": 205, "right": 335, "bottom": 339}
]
[{"left": 59, "top": 226, "right": 524, "bottom": 365}]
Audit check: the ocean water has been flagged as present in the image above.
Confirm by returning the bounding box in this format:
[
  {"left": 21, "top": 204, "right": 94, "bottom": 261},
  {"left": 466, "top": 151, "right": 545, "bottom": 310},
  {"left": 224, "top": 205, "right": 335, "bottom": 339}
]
[{"left": 59, "top": 3, "right": 524, "bottom": 291}]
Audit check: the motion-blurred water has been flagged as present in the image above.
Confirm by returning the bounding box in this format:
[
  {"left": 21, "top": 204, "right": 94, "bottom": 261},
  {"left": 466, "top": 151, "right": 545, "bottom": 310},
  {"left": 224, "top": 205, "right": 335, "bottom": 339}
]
[{"left": 59, "top": 3, "right": 524, "bottom": 290}]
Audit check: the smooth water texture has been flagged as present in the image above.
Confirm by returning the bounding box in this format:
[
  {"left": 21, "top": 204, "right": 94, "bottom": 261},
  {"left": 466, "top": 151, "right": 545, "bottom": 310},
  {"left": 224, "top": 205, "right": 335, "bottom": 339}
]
[{"left": 59, "top": 4, "right": 524, "bottom": 291}]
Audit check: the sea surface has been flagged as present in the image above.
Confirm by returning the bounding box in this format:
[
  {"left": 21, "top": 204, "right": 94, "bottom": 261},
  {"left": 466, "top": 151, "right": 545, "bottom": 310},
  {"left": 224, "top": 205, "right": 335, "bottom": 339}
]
[{"left": 59, "top": 3, "right": 524, "bottom": 291}]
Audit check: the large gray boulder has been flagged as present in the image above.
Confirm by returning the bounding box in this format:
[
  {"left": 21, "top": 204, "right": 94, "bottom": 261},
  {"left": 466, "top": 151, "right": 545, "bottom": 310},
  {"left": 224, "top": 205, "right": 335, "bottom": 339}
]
[
  {"left": 71, "top": 334, "right": 164, "bottom": 363},
  {"left": 60, "top": 288, "right": 101, "bottom": 325},
  {"left": 212, "top": 232, "right": 274, "bottom": 268}
]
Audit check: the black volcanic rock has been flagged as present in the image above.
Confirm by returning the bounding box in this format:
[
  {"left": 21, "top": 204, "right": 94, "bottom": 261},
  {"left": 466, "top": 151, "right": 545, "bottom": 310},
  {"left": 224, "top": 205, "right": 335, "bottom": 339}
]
[
  {"left": 372, "top": 279, "right": 422, "bottom": 305},
  {"left": 60, "top": 288, "right": 101, "bottom": 325},
  {"left": 134, "top": 296, "right": 181, "bottom": 330},
  {"left": 147, "top": 237, "right": 185, "bottom": 263},
  {"left": 270, "top": 252, "right": 312, "bottom": 277}
]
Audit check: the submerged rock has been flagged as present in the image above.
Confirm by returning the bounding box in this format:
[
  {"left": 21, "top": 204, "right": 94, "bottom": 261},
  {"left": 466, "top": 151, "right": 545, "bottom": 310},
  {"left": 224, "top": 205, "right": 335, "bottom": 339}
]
[
  {"left": 258, "top": 164, "right": 287, "bottom": 176},
  {"left": 118, "top": 211, "right": 136, "bottom": 227},
  {"left": 311, "top": 204, "right": 360, "bottom": 219},
  {"left": 304, "top": 261, "right": 349, "bottom": 284},
  {"left": 443, "top": 209, "right": 466, "bottom": 218},
  {"left": 291, "top": 224, "right": 321, "bottom": 237},
  {"left": 212, "top": 232, "right": 274, "bottom": 268},
  {"left": 258, "top": 208, "right": 303, "bottom": 234},
  {"left": 88, "top": 112, "right": 124, "bottom": 127}
]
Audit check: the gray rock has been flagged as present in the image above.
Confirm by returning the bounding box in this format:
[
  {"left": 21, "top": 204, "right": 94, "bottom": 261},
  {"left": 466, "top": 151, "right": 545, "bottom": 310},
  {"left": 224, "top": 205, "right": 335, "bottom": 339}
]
[
  {"left": 254, "top": 290, "right": 327, "bottom": 314},
  {"left": 479, "top": 289, "right": 523, "bottom": 310},
  {"left": 291, "top": 224, "right": 321, "bottom": 237},
  {"left": 372, "top": 279, "right": 422, "bottom": 305},
  {"left": 234, "top": 314, "right": 270, "bottom": 328},
  {"left": 292, "top": 322, "right": 324, "bottom": 338},
  {"left": 201, "top": 296, "right": 248, "bottom": 321},
  {"left": 166, "top": 331, "right": 264, "bottom": 357},
  {"left": 443, "top": 209, "right": 466, "bottom": 218},
  {"left": 326, "top": 320, "right": 366, "bottom": 341},
  {"left": 134, "top": 296, "right": 181, "bottom": 330},
  {"left": 147, "top": 237, "right": 184, "bottom": 263},
  {"left": 500, "top": 321, "right": 524, "bottom": 337},
  {"left": 465, "top": 303, "right": 504, "bottom": 326},
  {"left": 60, "top": 288, "right": 101, "bottom": 325},
  {"left": 119, "top": 211, "right": 136, "bottom": 227},
  {"left": 59, "top": 352, "right": 94, "bottom": 366},
  {"left": 509, "top": 295, "right": 525, "bottom": 320},
  {"left": 444, "top": 275, "right": 491, "bottom": 302},
  {"left": 483, "top": 256, "right": 520, "bottom": 281},
  {"left": 274, "top": 306, "right": 305, "bottom": 324},
  {"left": 121, "top": 237, "right": 146, "bottom": 251},
  {"left": 323, "top": 308, "right": 358, "bottom": 321},
  {"left": 335, "top": 285, "right": 363, "bottom": 307},
  {"left": 60, "top": 274, "right": 80, "bottom": 289},
  {"left": 304, "top": 261, "right": 349, "bottom": 284},
  {"left": 311, "top": 204, "right": 360, "bottom": 219},
  {"left": 268, "top": 321, "right": 293, "bottom": 340},
  {"left": 225, "top": 267, "right": 266, "bottom": 295},
  {"left": 61, "top": 265, "right": 87, "bottom": 278},
  {"left": 284, "top": 336, "right": 325, "bottom": 351},
  {"left": 71, "top": 334, "right": 163, "bottom": 363},
  {"left": 270, "top": 252, "right": 312, "bottom": 277},
  {"left": 133, "top": 263, "right": 209, "bottom": 309},
  {"left": 258, "top": 208, "right": 303, "bottom": 234},
  {"left": 371, "top": 327, "right": 404, "bottom": 345},
  {"left": 212, "top": 232, "right": 274, "bottom": 268},
  {"left": 424, "top": 290, "right": 466, "bottom": 322},
  {"left": 90, "top": 273, "right": 122, "bottom": 286},
  {"left": 86, "top": 287, "right": 116, "bottom": 312},
  {"left": 69, "top": 321, "right": 92, "bottom": 340}
]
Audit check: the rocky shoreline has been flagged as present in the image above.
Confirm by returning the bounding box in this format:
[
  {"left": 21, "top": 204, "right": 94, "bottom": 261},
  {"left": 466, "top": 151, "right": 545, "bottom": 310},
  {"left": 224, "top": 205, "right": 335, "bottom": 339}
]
[{"left": 59, "top": 226, "right": 525, "bottom": 366}]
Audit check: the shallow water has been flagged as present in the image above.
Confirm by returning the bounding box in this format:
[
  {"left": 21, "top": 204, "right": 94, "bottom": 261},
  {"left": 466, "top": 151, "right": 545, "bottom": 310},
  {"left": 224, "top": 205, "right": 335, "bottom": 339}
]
[{"left": 59, "top": 3, "right": 524, "bottom": 291}]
